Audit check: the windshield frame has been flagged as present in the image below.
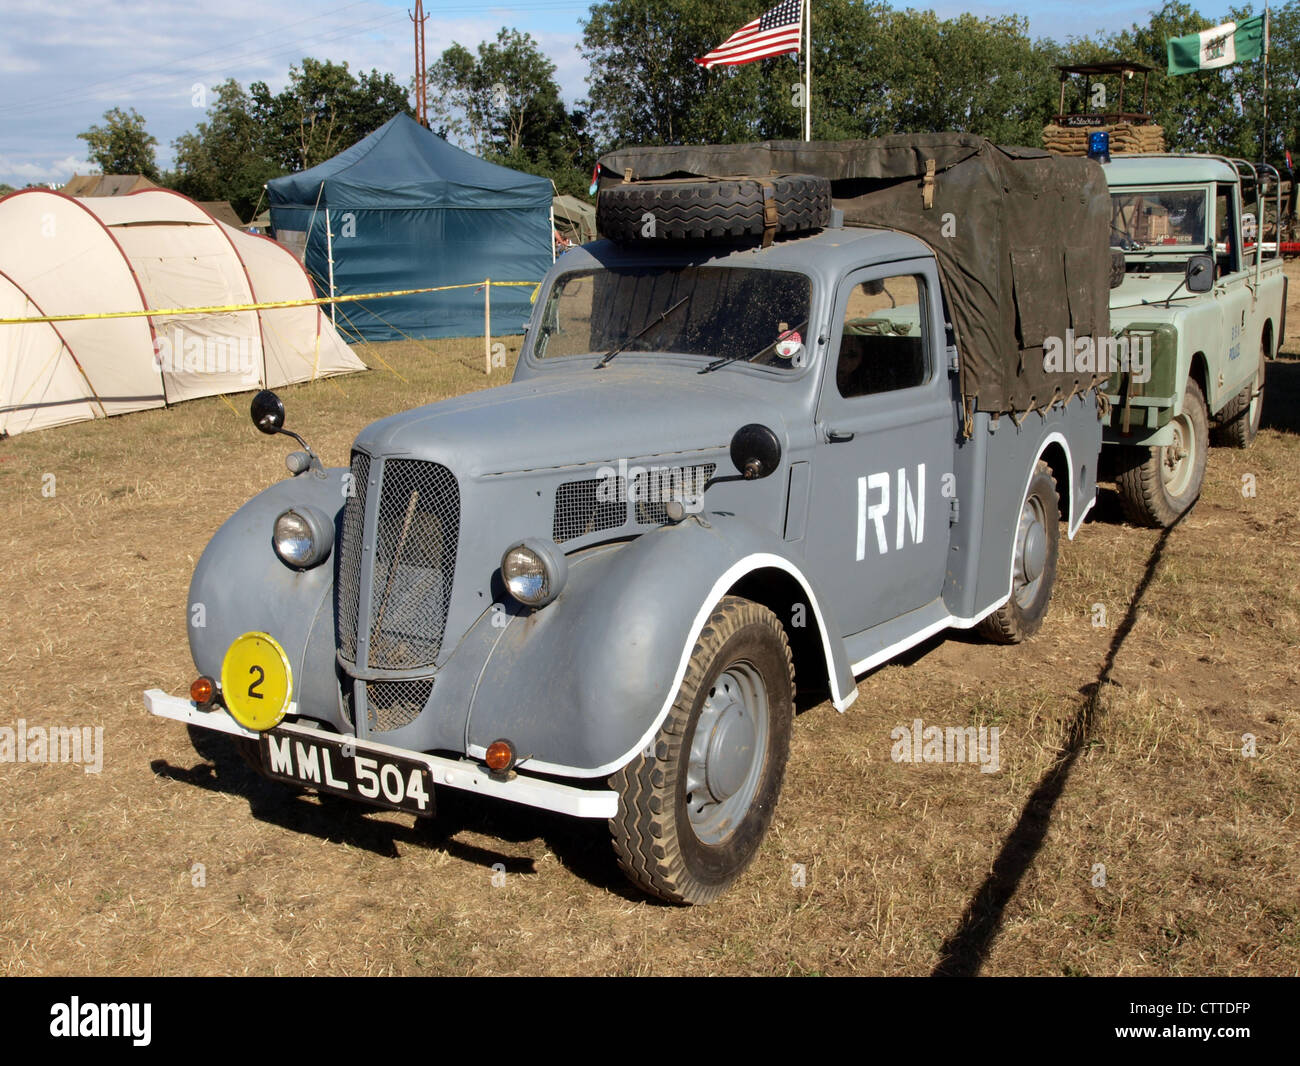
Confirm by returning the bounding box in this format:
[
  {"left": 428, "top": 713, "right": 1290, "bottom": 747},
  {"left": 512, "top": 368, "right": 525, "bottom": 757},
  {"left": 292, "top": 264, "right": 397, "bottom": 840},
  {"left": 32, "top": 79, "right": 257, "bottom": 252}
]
[
  {"left": 522, "top": 257, "right": 822, "bottom": 380},
  {"left": 1108, "top": 182, "right": 1213, "bottom": 258}
]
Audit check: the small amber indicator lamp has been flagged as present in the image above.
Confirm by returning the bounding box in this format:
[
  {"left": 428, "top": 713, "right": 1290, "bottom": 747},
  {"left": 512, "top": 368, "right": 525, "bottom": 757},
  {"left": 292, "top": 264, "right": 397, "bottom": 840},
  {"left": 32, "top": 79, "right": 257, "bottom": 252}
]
[
  {"left": 190, "top": 676, "right": 216, "bottom": 707},
  {"left": 485, "top": 739, "right": 515, "bottom": 773}
]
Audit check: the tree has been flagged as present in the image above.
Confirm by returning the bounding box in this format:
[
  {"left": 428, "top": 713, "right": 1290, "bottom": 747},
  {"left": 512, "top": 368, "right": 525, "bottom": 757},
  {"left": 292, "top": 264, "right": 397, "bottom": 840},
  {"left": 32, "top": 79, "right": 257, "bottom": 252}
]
[
  {"left": 251, "top": 59, "right": 412, "bottom": 172},
  {"left": 170, "top": 79, "right": 281, "bottom": 221},
  {"left": 581, "top": 0, "right": 1061, "bottom": 151},
  {"left": 77, "top": 107, "right": 159, "bottom": 178},
  {"left": 428, "top": 28, "right": 592, "bottom": 194}
]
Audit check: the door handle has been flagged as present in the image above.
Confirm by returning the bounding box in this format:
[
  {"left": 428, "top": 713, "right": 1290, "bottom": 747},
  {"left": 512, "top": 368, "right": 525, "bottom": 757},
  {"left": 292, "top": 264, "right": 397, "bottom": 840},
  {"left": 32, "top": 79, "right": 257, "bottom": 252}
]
[{"left": 825, "top": 427, "right": 855, "bottom": 443}]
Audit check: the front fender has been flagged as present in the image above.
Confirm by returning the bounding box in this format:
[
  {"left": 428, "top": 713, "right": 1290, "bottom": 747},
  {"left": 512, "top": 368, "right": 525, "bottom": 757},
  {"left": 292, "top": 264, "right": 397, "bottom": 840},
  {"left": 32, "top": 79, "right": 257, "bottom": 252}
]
[
  {"left": 187, "top": 467, "right": 348, "bottom": 725},
  {"left": 465, "top": 515, "right": 854, "bottom": 779}
]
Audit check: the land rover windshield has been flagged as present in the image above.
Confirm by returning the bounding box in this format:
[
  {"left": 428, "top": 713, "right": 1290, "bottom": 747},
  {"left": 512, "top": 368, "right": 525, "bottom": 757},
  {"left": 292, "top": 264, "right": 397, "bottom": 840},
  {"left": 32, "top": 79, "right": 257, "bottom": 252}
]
[
  {"left": 1110, "top": 187, "right": 1209, "bottom": 251},
  {"left": 534, "top": 265, "right": 813, "bottom": 370}
]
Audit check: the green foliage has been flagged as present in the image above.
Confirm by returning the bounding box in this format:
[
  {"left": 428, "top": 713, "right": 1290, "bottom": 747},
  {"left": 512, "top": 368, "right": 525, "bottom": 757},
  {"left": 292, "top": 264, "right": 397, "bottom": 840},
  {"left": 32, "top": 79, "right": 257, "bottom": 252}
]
[
  {"left": 427, "top": 28, "right": 593, "bottom": 196},
  {"left": 167, "top": 60, "right": 412, "bottom": 221},
  {"left": 77, "top": 107, "right": 159, "bottom": 179},
  {"left": 251, "top": 58, "right": 412, "bottom": 172}
]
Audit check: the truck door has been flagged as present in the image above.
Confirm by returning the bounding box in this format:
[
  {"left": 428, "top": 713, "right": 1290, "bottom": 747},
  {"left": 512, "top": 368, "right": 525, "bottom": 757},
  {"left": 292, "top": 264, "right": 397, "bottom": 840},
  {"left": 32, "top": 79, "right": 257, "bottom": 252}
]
[
  {"left": 804, "top": 260, "right": 955, "bottom": 638},
  {"left": 1214, "top": 180, "right": 1255, "bottom": 404}
]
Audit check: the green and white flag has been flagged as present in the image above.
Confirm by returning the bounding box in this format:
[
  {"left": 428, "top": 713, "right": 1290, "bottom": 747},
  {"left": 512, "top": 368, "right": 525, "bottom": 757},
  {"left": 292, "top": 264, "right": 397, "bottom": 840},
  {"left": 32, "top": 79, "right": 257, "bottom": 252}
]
[{"left": 1167, "top": 15, "right": 1265, "bottom": 75}]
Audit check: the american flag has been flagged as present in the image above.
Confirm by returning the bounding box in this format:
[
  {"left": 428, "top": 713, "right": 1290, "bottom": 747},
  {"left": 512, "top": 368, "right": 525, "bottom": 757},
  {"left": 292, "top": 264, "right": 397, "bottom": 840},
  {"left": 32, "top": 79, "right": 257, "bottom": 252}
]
[{"left": 695, "top": 0, "right": 804, "bottom": 68}]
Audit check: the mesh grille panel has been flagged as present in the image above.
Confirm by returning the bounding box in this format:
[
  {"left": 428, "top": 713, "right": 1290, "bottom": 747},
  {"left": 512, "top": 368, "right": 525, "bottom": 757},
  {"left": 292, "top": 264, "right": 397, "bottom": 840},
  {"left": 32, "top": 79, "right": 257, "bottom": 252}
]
[
  {"left": 368, "top": 459, "right": 460, "bottom": 669},
  {"left": 553, "top": 476, "right": 626, "bottom": 543},
  {"left": 366, "top": 679, "right": 432, "bottom": 733},
  {"left": 335, "top": 451, "right": 370, "bottom": 663},
  {"left": 633, "top": 463, "right": 715, "bottom": 525}
]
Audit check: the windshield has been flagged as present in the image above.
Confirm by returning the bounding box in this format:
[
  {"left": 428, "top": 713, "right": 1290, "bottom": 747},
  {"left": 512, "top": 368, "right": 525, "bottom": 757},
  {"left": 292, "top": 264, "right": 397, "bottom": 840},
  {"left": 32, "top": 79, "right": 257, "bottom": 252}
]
[
  {"left": 1110, "top": 188, "right": 1209, "bottom": 251},
  {"left": 534, "top": 266, "right": 813, "bottom": 370}
]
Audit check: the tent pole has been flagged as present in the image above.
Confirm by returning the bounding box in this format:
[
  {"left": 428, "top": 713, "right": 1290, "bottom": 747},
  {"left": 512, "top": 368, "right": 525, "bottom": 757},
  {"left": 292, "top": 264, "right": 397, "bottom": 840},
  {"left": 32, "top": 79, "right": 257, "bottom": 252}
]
[
  {"left": 484, "top": 278, "right": 492, "bottom": 375},
  {"left": 550, "top": 205, "right": 556, "bottom": 263},
  {"left": 325, "top": 208, "right": 337, "bottom": 329}
]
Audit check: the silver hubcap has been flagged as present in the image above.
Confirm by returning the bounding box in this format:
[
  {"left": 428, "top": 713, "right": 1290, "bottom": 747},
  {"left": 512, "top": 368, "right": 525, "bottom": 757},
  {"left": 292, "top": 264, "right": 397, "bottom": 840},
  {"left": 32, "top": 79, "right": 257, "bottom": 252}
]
[
  {"left": 1012, "top": 491, "right": 1048, "bottom": 608},
  {"left": 685, "top": 663, "right": 769, "bottom": 845},
  {"left": 1162, "top": 414, "right": 1194, "bottom": 497}
]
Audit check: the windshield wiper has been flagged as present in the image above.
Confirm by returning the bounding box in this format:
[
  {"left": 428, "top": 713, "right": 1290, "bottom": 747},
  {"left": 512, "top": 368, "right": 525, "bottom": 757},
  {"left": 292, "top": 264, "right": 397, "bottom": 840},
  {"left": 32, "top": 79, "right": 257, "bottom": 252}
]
[
  {"left": 594, "top": 296, "right": 690, "bottom": 369},
  {"left": 699, "top": 319, "right": 809, "bottom": 374}
]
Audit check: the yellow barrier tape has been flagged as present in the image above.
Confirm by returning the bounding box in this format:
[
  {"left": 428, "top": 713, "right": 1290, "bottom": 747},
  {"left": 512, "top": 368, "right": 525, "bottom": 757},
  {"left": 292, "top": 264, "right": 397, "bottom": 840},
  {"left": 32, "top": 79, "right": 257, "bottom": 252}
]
[{"left": 0, "top": 280, "right": 540, "bottom": 326}]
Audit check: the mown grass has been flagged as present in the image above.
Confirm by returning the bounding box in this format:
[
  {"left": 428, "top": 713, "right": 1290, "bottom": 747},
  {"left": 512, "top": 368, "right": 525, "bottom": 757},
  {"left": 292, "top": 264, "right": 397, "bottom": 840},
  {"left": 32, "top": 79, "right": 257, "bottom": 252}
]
[{"left": 0, "top": 298, "right": 1296, "bottom": 975}]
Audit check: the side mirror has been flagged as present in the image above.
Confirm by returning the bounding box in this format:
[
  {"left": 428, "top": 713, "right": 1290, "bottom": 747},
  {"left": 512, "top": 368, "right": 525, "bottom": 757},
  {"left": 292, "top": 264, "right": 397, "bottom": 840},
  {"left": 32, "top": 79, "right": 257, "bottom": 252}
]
[
  {"left": 730, "top": 423, "right": 782, "bottom": 481},
  {"left": 250, "top": 390, "right": 285, "bottom": 435},
  {"left": 1185, "top": 254, "right": 1214, "bottom": 294}
]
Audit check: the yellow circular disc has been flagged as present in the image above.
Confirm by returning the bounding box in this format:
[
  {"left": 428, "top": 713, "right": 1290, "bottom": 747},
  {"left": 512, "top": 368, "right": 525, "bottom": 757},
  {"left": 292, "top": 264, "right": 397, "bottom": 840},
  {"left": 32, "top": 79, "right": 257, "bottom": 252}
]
[{"left": 220, "top": 631, "right": 293, "bottom": 731}]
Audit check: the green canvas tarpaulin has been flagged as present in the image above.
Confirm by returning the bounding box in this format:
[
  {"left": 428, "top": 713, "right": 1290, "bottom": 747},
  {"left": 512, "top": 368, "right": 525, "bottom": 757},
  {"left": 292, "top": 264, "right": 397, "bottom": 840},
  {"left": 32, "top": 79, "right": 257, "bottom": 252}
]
[
  {"left": 269, "top": 114, "right": 552, "bottom": 341},
  {"left": 598, "top": 133, "right": 1111, "bottom": 417}
]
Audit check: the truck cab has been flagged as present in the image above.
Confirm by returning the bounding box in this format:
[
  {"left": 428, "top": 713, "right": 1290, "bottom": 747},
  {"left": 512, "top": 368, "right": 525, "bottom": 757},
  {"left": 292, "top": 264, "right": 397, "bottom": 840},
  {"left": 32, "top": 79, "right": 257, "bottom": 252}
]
[
  {"left": 147, "top": 137, "right": 1109, "bottom": 905},
  {"left": 1103, "top": 154, "right": 1284, "bottom": 526}
]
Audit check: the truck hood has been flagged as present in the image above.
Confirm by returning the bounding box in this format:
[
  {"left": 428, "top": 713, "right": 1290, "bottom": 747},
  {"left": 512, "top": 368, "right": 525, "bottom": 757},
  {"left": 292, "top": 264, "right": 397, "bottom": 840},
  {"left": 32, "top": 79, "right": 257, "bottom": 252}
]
[
  {"left": 1109, "top": 273, "right": 1199, "bottom": 314},
  {"left": 352, "top": 366, "right": 789, "bottom": 476}
]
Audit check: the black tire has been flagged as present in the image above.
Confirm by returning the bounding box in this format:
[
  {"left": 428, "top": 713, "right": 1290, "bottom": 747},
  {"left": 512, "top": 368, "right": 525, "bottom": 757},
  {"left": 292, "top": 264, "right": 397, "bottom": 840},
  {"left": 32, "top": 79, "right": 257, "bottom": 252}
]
[
  {"left": 1212, "top": 335, "right": 1266, "bottom": 449},
  {"left": 608, "top": 596, "right": 794, "bottom": 904},
  {"left": 1115, "top": 377, "right": 1209, "bottom": 528},
  {"left": 597, "top": 174, "right": 831, "bottom": 244},
  {"left": 977, "top": 461, "right": 1060, "bottom": 645}
]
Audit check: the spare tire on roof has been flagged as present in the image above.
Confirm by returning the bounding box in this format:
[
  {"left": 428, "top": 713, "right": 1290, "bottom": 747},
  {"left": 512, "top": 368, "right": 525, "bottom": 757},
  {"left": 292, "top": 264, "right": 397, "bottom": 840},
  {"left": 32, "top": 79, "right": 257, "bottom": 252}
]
[{"left": 597, "top": 173, "right": 831, "bottom": 244}]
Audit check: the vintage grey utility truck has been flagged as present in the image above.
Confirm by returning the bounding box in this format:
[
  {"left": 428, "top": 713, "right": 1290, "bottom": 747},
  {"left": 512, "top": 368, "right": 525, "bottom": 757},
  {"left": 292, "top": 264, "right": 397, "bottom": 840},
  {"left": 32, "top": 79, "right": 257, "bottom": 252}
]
[
  {"left": 146, "top": 134, "right": 1111, "bottom": 904},
  {"left": 1103, "top": 154, "right": 1285, "bottom": 526}
]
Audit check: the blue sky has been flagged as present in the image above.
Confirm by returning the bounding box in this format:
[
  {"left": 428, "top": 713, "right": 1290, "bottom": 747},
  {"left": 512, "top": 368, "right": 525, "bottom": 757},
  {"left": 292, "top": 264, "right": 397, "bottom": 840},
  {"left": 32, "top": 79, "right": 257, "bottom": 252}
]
[{"left": 0, "top": 0, "right": 1163, "bottom": 188}]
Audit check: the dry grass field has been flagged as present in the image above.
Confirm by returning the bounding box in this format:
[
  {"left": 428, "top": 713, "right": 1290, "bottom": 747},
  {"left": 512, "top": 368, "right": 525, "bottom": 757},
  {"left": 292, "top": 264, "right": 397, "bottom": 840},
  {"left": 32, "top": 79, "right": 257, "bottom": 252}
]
[{"left": 1, "top": 286, "right": 1297, "bottom": 977}]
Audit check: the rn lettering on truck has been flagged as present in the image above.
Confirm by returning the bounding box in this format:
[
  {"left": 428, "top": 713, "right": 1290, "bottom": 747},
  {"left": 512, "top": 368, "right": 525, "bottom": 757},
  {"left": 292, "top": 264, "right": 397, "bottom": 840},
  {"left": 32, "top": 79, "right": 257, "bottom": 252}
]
[{"left": 857, "top": 464, "right": 925, "bottom": 558}]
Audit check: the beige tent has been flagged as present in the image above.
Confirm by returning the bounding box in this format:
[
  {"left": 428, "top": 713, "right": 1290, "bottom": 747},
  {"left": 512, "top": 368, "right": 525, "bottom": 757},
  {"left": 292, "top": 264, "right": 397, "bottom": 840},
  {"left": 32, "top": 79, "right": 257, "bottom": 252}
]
[{"left": 0, "top": 187, "right": 363, "bottom": 436}]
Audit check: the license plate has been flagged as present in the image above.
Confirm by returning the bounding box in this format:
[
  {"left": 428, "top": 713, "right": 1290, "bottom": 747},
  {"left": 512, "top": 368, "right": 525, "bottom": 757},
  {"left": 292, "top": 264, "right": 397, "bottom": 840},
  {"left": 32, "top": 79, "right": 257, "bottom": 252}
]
[{"left": 259, "top": 730, "right": 434, "bottom": 816}]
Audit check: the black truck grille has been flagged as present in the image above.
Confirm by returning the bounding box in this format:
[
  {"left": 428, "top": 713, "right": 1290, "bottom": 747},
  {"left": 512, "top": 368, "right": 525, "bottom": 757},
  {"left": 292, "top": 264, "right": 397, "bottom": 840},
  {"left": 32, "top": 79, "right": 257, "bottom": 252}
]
[
  {"left": 368, "top": 460, "right": 460, "bottom": 669},
  {"left": 335, "top": 454, "right": 460, "bottom": 672}
]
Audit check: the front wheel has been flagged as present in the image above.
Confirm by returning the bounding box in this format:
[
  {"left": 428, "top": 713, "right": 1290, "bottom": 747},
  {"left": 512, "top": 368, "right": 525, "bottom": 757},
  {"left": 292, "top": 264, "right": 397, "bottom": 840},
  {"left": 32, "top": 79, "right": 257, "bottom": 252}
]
[
  {"left": 608, "top": 596, "right": 794, "bottom": 905},
  {"left": 1115, "top": 378, "right": 1209, "bottom": 528},
  {"left": 977, "top": 460, "right": 1060, "bottom": 644}
]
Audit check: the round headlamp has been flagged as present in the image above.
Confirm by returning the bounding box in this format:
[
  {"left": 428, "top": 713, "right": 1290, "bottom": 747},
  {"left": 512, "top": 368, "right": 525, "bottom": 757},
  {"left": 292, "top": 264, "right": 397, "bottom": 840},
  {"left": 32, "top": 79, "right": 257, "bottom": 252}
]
[
  {"left": 501, "top": 538, "right": 567, "bottom": 607},
  {"left": 273, "top": 506, "right": 334, "bottom": 569}
]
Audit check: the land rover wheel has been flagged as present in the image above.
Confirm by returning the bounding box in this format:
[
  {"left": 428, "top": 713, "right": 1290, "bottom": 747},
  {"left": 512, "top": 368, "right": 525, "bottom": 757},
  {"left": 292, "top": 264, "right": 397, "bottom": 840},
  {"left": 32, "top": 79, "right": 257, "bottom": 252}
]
[
  {"left": 1115, "top": 378, "right": 1209, "bottom": 527},
  {"left": 1212, "top": 337, "right": 1266, "bottom": 449},
  {"left": 608, "top": 596, "right": 794, "bottom": 905},
  {"left": 977, "top": 460, "right": 1060, "bottom": 645}
]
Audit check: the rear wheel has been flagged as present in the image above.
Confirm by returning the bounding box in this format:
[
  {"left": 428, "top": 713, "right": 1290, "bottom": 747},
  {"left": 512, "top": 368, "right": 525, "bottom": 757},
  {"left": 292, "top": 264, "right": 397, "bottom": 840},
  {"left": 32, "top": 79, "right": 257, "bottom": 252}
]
[
  {"left": 1115, "top": 378, "right": 1209, "bottom": 528},
  {"left": 608, "top": 596, "right": 794, "bottom": 904},
  {"left": 1212, "top": 336, "right": 1266, "bottom": 448},
  {"left": 978, "top": 461, "right": 1060, "bottom": 644}
]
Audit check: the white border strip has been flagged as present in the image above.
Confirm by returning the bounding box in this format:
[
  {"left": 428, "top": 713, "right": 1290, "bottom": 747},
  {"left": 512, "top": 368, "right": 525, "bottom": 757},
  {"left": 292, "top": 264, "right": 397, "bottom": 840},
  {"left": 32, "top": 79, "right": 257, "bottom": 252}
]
[{"left": 145, "top": 689, "right": 617, "bottom": 819}]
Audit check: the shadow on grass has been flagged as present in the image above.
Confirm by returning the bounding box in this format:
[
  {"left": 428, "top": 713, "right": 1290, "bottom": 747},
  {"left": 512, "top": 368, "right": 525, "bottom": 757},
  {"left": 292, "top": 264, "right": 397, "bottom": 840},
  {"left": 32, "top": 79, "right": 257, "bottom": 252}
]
[
  {"left": 931, "top": 509, "right": 1186, "bottom": 977},
  {"left": 1261, "top": 357, "right": 1300, "bottom": 434},
  {"left": 151, "top": 725, "right": 642, "bottom": 901}
]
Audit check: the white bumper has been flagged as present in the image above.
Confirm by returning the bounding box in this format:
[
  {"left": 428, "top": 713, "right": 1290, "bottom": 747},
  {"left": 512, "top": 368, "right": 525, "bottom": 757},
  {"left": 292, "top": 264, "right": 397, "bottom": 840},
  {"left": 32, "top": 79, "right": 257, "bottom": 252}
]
[{"left": 144, "top": 689, "right": 618, "bottom": 819}]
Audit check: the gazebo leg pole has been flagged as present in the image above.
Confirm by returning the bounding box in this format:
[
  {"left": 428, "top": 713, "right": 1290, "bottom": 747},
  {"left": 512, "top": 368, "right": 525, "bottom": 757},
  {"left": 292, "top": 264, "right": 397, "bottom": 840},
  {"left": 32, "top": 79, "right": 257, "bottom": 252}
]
[{"left": 484, "top": 278, "right": 491, "bottom": 375}]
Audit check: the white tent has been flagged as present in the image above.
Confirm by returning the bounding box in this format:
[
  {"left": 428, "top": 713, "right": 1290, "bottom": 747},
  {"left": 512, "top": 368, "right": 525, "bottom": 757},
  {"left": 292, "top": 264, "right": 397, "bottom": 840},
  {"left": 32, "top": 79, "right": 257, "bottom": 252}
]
[{"left": 0, "top": 187, "right": 364, "bottom": 436}]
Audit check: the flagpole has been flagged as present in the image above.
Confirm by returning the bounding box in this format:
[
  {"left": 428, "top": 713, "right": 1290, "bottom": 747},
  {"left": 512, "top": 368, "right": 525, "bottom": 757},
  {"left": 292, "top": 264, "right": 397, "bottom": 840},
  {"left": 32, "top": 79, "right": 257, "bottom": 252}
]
[
  {"left": 1263, "top": 1, "right": 1270, "bottom": 162},
  {"left": 804, "top": 0, "right": 812, "bottom": 141}
]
